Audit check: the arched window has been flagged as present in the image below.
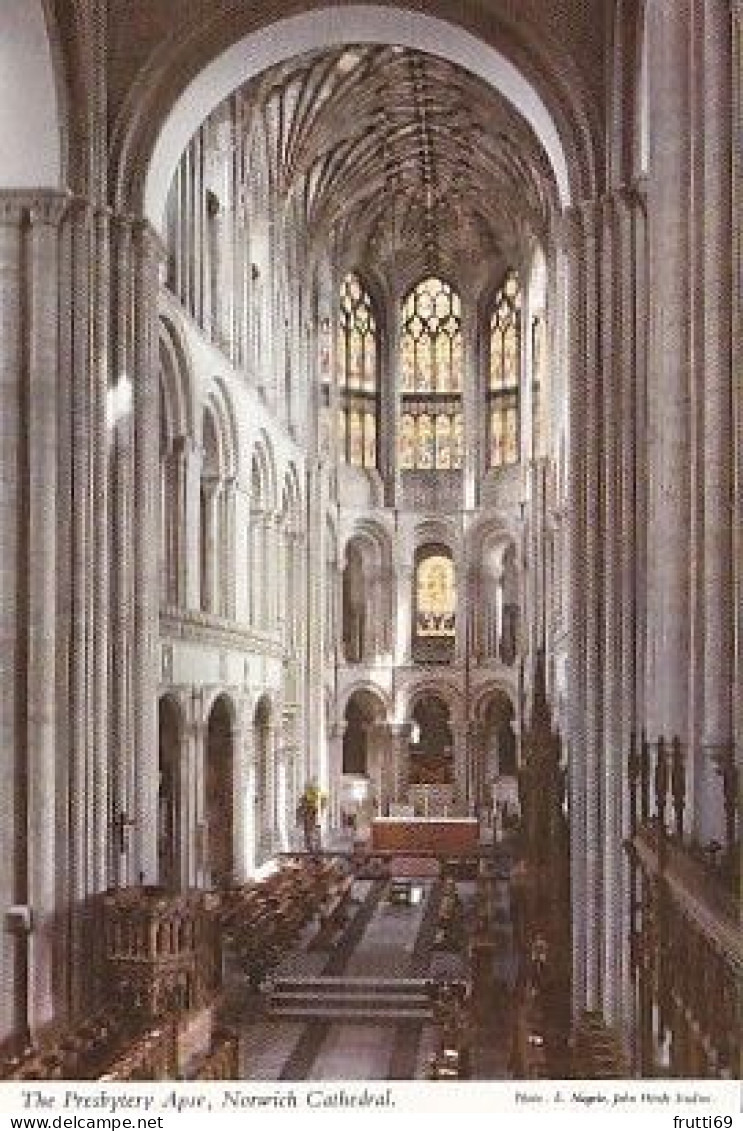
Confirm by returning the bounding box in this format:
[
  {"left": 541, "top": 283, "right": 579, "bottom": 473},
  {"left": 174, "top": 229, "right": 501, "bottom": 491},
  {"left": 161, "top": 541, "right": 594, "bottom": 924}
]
[
  {"left": 338, "top": 274, "right": 378, "bottom": 468},
  {"left": 488, "top": 269, "right": 521, "bottom": 468},
  {"left": 400, "top": 277, "right": 463, "bottom": 470},
  {"left": 413, "top": 544, "right": 456, "bottom": 662}
]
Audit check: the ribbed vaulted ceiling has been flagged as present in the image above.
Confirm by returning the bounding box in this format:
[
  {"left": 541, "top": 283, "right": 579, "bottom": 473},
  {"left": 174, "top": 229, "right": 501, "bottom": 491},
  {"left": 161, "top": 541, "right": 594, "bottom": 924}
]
[{"left": 240, "top": 45, "right": 559, "bottom": 282}]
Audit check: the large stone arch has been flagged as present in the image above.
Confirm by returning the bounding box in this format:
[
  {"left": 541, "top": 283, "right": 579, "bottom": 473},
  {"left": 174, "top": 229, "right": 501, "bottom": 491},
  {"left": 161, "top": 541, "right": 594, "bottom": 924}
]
[
  {"left": 341, "top": 519, "right": 393, "bottom": 662},
  {"left": 110, "top": 5, "right": 604, "bottom": 226},
  {"left": 337, "top": 679, "right": 392, "bottom": 722},
  {"left": 341, "top": 685, "right": 388, "bottom": 777},
  {"left": 203, "top": 379, "right": 240, "bottom": 480}
]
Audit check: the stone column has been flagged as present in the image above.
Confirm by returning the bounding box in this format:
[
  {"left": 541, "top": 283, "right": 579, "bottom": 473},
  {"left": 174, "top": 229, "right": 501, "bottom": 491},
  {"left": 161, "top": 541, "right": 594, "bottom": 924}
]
[
  {"left": 192, "top": 712, "right": 209, "bottom": 890},
  {"left": 24, "top": 195, "right": 67, "bottom": 1031},
  {"left": 461, "top": 302, "right": 478, "bottom": 509},
  {"left": 179, "top": 709, "right": 197, "bottom": 889},
  {"left": 91, "top": 206, "right": 110, "bottom": 895},
  {"left": 228, "top": 708, "right": 246, "bottom": 880},
  {"left": 395, "top": 561, "right": 414, "bottom": 665},
  {"left": 581, "top": 198, "right": 602, "bottom": 1010},
  {"left": 699, "top": 0, "right": 733, "bottom": 841},
  {"left": 275, "top": 746, "right": 289, "bottom": 851},
  {"left": 249, "top": 506, "right": 261, "bottom": 626},
  {"left": 386, "top": 285, "right": 403, "bottom": 508},
  {"left": 305, "top": 466, "right": 328, "bottom": 789},
  {"left": 601, "top": 193, "right": 626, "bottom": 1024},
  {"left": 222, "top": 475, "right": 237, "bottom": 620},
  {"left": 132, "top": 220, "right": 163, "bottom": 885},
  {"left": 386, "top": 723, "right": 412, "bottom": 807},
  {"left": 563, "top": 204, "right": 588, "bottom": 1014},
  {"left": 176, "top": 436, "right": 202, "bottom": 610},
  {"left": 646, "top": 0, "right": 691, "bottom": 740},
  {"left": 201, "top": 475, "right": 220, "bottom": 615},
  {"left": 733, "top": 3, "right": 743, "bottom": 771},
  {"left": 270, "top": 715, "right": 284, "bottom": 850},
  {"left": 622, "top": 189, "right": 645, "bottom": 1037},
  {"left": 268, "top": 512, "right": 282, "bottom": 629},
  {"left": 109, "top": 214, "right": 138, "bottom": 889},
  {"left": 233, "top": 477, "right": 250, "bottom": 624},
  {"left": 64, "top": 198, "right": 102, "bottom": 1010},
  {"left": 466, "top": 720, "right": 485, "bottom": 815},
  {"left": 327, "top": 721, "right": 347, "bottom": 830},
  {"left": 365, "top": 722, "right": 386, "bottom": 816},
  {"left": 0, "top": 200, "right": 26, "bottom": 1040}
]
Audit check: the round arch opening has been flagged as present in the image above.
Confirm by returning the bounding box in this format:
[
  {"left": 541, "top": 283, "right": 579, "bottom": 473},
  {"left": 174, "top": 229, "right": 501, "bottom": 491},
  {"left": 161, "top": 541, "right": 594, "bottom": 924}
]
[
  {"left": 140, "top": 6, "right": 574, "bottom": 231},
  {"left": 206, "top": 694, "right": 235, "bottom": 888},
  {"left": 158, "top": 696, "right": 182, "bottom": 889},
  {"left": 342, "top": 688, "right": 386, "bottom": 777}
]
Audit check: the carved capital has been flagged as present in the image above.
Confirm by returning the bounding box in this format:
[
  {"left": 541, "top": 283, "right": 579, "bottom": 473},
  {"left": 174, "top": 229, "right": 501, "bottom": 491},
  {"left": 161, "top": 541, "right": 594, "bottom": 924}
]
[{"left": 0, "top": 189, "right": 69, "bottom": 228}]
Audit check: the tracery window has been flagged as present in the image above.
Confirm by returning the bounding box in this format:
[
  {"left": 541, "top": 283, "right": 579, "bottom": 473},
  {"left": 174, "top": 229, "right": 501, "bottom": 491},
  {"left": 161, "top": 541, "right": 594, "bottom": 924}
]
[
  {"left": 488, "top": 269, "right": 521, "bottom": 468},
  {"left": 400, "top": 277, "right": 463, "bottom": 470},
  {"left": 338, "top": 274, "right": 378, "bottom": 468}
]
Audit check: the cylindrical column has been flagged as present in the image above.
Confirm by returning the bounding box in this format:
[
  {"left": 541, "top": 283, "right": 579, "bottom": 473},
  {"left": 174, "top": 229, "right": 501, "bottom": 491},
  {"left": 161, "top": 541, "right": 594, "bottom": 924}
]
[
  {"left": 619, "top": 189, "right": 642, "bottom": 1038},
  {"left": 92, "top": 206, "right": 110, "bottom": 894},
  {"left": 26, "top": 196, "right": 66, "bottom": 1031},
  {"left": 582, "top": 198, "right": 602, "bottom": 1009},
  {"left": 327, "top": 721, "right": 347, "bottom": 830},
  {"left": 646, "top": 0, "right": 692, "bottom": 739},
  {"left": 65, "top": 199, "right": 93, "bottom": 1012},
  {"left": 395, "top": 561, "right": 414, "bottom": 664},
  {"left": 564, "top": 204, "right": 588, "bottom": 1014},
  {"left": 132, "top": 221, "right": 162, "bottom": 884},
  {"left": 699, "top": 0, "right": 734, "bottom": 841},
  {"left": 0, "top": 203, "right": 25, "bottom": 1038},
  {"left": 222, "top": 476, "right": 237, "bottom": 620},
  {"left": 733, "top": 3, "right": 743, "bottom": 771},
  {"left": 201, "top": 476, "right": 221, "bottom": 615},
  {"left": 110, "top": 216, "right": 135, "bottom": 887}
]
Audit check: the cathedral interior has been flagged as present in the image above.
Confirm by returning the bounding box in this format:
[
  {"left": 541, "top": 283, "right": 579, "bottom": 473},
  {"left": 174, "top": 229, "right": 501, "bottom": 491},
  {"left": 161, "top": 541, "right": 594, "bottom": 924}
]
[{"left": 0, "top": 0, "right": 740, "bottom": 1084}]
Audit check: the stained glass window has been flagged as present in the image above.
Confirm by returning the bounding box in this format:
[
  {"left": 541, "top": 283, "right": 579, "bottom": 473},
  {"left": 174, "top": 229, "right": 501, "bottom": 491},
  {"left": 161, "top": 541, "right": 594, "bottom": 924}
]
[
  {"left": 415, "top": 551, "right": 456, "bottom": 639},
  {"left": 399, "top": 277, "right": 463, "bottom": 470},
  {"left": 488, "top": 269, "right": 521, "bottom": 467},
  {"left": 338, "top": 274, "right": 379, "bottom": 468}
]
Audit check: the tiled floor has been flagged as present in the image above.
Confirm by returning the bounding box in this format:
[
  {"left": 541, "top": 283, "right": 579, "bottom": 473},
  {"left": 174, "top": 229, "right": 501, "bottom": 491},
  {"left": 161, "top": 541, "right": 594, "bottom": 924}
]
[
  {"left": 344, "top": 881, "right": 430, "bottom": 979},
  {"left": 235, "top": 858, "right": 517, "bottom": 1081}
]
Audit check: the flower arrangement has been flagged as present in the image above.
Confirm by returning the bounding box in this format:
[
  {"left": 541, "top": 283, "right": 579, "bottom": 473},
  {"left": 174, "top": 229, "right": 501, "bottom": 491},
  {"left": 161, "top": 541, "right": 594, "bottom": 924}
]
[{"left": 298, "top": 781, "right": 327, "bottom": 815}]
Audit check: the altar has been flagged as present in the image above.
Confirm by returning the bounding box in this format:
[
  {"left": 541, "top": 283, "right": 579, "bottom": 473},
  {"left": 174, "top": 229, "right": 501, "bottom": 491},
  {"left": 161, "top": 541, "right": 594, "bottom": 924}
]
[{"left": 370, "top": 816, "right": 479, "bottom": 855}]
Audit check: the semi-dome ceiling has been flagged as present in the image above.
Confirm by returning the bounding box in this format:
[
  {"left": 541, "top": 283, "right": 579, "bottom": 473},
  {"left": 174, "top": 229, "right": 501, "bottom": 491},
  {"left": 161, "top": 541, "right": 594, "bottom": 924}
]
[{"left": 233, "top": 45, "right": 559, "bottom": 282}]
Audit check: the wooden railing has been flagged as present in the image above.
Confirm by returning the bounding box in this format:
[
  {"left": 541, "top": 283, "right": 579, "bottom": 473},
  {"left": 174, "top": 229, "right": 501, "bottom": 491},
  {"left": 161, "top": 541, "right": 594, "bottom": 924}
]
[{"left": 626, "top": 735, "right": 741, "bottom": 1078}]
